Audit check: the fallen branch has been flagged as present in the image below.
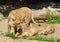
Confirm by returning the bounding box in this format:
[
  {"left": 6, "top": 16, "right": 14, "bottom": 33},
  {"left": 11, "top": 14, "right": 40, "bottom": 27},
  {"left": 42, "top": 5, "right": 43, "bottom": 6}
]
[{"left": 33, "top": 7, "right": 60, "bottom": 21}]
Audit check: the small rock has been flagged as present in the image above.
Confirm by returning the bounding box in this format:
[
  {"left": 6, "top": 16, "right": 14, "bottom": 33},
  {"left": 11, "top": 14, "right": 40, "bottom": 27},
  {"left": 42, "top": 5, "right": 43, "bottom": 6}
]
[
  {"left": 0, "top": 35, "right": 6, "bottom": 42},
  {"left": 5, "top": 37, "right": 14, "bottom": 42},
  {"left": 14, "top": 39, "right": 22, "bottom": 42}
]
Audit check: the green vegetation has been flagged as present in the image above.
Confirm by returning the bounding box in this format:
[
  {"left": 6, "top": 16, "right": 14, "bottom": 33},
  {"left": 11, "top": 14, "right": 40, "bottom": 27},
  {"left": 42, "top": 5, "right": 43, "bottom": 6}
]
[
  {"left": 4, "top": 33, "right": 60, "bottom": 42},
  {"left": 46, "top": 10, "right": 60, "bottom": 24},
  {"left": 0, "top": 31, "right": 4, "bottom": 35},
  {"left": 22, "top": 35, "right": 60, "bottom": 42},
  {"left": 57, "top": 39, "right": 60, "bottom": 42},
  {"left": 0, "top": 16, "right": 5, "bottom": 21},
  {"left": 5, "top": 33, "right": 17, "bottom": 39}
]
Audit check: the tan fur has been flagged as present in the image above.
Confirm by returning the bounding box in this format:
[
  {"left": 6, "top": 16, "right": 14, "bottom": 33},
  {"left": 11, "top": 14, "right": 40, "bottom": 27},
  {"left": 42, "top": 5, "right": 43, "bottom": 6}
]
[
  {"left": 7, "top": 7, "right": 32, "bottom": 34},
  {"left": 15, "top": 25, "right": 55, "bottom": 37}
]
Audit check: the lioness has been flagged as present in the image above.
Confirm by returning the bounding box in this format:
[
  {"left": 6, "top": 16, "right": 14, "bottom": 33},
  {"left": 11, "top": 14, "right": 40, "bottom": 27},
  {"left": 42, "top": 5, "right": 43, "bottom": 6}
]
[
  {"left": 7, "top": 7, "right": 33, "bottom": 34},
  {"left": 15, "top": 25, "right": 55, "bottom": 38}
]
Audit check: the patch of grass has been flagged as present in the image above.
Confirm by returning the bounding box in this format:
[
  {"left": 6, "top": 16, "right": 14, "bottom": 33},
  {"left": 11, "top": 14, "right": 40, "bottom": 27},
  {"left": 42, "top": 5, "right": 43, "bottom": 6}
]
[
  {"left": 22, "top": 35, "right": 60, "bottom": 42},
  {"left": 0, "top": 16, "right": 5, "bottom": 21},
  {"left": 4, "top": 33, "right": 60, "bottom": 42},
  {"left": 46, "top": 10, "right": 60, "bottom": 24},
  {"left": 57, "top": 39, "right": 60, "bottom": 42},
  {"left": 0, "top": 31, "right": 4, "bottom": 35},
  {"left": 5, "top": 33, "right": 17, "bottom": 39}
]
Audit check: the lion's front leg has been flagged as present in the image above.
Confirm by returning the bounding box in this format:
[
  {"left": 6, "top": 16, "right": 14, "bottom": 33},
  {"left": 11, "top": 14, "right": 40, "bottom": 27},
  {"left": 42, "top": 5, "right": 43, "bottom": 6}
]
[
  {"left": 8, "top": 24, "right": 11, "bottom": 33},
  {"left": 10, "top": 26, "right": 15, "bottom": 34},
  {"left": 14, "top": 26, "right": 17, "bottom": 34},
  {"left": 8, "top": 26, "right": 17, "bottom": 34},
  {"left": 10, "top": 26, "right": 17, "bottom": 35}
]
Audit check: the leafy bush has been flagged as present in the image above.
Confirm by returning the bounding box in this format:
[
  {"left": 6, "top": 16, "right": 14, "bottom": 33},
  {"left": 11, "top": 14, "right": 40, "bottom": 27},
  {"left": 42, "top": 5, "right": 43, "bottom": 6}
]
[{"left": 46, "top": 10, "right": 60, "bottom": 24}]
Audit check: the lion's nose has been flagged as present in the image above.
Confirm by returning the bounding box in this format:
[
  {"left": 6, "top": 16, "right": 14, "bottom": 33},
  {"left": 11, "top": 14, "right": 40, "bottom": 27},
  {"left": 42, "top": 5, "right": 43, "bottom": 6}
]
[{"left": 17, "top": 23, "right": 20, "bottom": 25}]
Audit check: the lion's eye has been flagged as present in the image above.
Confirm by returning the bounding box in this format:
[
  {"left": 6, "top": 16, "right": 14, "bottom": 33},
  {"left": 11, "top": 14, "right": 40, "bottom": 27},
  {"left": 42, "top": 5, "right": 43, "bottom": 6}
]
[{"left": 12, "top": 19, "right": 15, "bottom": 21}]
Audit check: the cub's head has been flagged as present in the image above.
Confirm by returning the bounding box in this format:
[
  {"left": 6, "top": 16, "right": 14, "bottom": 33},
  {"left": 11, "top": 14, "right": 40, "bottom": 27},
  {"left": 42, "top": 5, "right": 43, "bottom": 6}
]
[
  {"left": 45, "top": 25, "right": 55, "bottom": 34},
  {"left": 38, "top": 25, "right": 55, "bottom": 35}
]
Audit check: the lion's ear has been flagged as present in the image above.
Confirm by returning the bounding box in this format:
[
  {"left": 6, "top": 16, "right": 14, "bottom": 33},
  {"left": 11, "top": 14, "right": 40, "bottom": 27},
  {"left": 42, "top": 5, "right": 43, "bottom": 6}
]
[{"left": 11, "top": 15, "right": 15, "bottom": 19}]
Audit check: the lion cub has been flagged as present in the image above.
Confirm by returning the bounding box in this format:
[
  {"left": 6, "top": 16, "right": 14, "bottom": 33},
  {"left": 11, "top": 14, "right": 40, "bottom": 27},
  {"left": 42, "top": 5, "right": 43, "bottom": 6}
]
[
  {"left": 7, "top": 7, "right": 32, "bottom": 34},
  {"left": 15, "top": 25, "right": 55, "bottom": 37}
]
